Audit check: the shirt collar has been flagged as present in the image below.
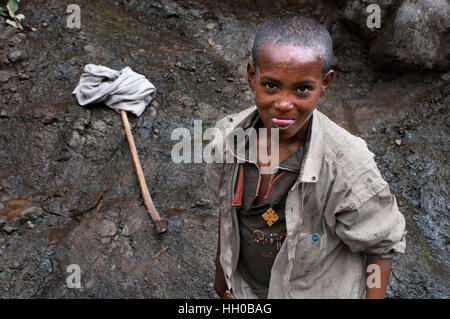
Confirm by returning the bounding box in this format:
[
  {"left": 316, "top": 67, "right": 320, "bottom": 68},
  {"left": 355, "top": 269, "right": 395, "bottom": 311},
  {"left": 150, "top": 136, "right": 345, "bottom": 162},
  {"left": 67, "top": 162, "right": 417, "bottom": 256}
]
[{"left": 296, "top": 109, "right": 324, "bottom": 185}]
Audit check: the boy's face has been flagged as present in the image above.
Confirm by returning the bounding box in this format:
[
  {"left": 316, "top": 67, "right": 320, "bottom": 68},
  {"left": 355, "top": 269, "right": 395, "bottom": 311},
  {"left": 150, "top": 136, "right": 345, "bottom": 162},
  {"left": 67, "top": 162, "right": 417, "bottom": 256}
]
[{"left": 248, "top": 44, "right": 334, "bottom": 143}]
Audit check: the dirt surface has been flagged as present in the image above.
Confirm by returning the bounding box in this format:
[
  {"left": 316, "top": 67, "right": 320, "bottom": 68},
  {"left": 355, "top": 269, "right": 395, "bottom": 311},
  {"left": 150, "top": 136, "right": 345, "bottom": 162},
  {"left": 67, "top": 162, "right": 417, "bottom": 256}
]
[{"left": 0, "top": 0, "right": 448, "bottom": 298}]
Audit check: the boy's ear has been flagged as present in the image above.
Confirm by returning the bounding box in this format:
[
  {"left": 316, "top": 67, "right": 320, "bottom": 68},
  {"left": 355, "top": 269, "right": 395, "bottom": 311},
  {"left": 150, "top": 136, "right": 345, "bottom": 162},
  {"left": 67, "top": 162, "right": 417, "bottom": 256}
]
[
  {"left": 247, "top": 62, "right": 257, "bottom": 91},
  {"left": 320, "top": 69, "right": 335, "bottom": 96}
]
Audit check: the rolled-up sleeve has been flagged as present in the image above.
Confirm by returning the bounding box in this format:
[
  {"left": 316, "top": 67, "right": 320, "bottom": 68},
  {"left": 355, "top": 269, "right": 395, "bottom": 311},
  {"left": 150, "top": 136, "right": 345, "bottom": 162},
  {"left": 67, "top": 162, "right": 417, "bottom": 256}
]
[{"left": 335, "top": 184, "right": 406, "bottom": 259}]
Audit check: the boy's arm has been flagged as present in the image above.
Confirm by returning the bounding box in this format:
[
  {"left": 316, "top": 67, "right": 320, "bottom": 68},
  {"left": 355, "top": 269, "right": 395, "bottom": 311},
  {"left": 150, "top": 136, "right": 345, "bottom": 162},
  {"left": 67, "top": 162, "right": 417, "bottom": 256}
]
[
  {"left": 335, "top": 182, "right": 406, "bottom": 298},
  {"left": 365, "top": 257, "right": 393, "bottom": 299}
]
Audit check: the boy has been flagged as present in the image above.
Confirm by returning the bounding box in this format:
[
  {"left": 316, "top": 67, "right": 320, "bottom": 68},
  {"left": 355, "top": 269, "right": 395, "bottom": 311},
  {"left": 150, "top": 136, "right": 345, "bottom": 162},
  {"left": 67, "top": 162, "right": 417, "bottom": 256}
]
[{"left": 205, "top": 13, "right": 406, "bottom": 299}]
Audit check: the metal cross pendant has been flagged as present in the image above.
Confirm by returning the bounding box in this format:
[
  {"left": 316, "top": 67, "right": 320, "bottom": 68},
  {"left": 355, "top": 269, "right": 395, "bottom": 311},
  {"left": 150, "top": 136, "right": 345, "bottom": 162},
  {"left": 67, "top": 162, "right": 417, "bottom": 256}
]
[{"left": 262, "top": 206, "right": 279, "bottom": 227}]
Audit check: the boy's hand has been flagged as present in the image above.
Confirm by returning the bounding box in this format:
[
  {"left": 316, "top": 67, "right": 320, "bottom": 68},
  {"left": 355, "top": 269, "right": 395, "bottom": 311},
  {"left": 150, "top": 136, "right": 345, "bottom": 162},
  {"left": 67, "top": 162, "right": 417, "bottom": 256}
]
[
  {"left": 213, "top": 268, "right": 233, "bottom": 299},
  {"left": 217, "top": 290, "right": 233, "bottom": 299},
  {"left": 213, "top": 275, "right": 233, "bottom": 299}
]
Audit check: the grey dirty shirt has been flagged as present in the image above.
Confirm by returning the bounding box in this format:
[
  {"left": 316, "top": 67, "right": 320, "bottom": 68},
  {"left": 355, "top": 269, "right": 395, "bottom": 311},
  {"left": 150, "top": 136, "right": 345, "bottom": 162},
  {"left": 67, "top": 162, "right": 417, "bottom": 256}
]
[{"left": 205, "top": 106, "right": 406, "bottom": 299}]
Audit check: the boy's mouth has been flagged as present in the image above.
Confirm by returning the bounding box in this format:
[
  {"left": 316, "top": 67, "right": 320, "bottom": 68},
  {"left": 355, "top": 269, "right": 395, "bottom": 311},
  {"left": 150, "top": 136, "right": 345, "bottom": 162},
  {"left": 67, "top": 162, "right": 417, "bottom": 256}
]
[{"left": 271, "top": 118, "right": 295, "bottom": 130}]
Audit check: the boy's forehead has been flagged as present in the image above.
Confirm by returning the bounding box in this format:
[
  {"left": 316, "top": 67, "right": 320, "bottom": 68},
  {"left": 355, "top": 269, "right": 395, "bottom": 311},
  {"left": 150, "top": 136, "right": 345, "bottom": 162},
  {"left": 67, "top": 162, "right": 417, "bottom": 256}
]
[{"left": 256, "top": 44, "right": 323, "bottom": 72}]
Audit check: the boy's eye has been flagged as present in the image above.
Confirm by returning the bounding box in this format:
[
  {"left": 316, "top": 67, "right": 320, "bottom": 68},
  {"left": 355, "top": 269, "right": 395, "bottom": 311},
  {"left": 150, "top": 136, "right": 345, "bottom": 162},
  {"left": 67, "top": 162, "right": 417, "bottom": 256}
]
[
  {"left": 297, "top": 86, "right": 310, "bottom": 94},
  {"left": 264, "top": 83, "right": 277, "bottom": 90}
]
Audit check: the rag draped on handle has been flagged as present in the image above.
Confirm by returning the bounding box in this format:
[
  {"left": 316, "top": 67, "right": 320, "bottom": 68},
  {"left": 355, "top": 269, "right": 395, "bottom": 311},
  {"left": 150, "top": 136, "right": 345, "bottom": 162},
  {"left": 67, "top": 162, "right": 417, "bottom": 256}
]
[{"left": 72, "top": 64, "right": 156, "bottom": 117}]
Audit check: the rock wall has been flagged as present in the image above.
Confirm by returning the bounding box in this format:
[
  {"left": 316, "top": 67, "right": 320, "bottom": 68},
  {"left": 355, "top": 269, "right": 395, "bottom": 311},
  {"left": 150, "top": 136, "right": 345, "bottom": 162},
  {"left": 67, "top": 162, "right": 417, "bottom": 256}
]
[
  {"left": 0, "top": 0, "right": 448, "bottom": 299},
  {"left": 338, "top": 0, "right": 450, "bottom": 71}
]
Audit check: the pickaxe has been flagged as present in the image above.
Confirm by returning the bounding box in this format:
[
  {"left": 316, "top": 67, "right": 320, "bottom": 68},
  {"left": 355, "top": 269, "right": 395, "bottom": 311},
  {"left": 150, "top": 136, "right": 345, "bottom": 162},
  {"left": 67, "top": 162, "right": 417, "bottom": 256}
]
[{"left": 73, "top": 64, "right": 167, "bottom": 234}]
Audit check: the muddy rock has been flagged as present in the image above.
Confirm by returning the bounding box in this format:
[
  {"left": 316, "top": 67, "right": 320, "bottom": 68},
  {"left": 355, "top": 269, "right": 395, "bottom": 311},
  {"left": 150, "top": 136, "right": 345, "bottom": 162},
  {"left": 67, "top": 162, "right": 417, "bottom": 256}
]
[
  {"left": 337, "top": 0, "right": 399, "bottom": 39},
  {"left": 7, "top": 50, "right": 28, "bottom": 64},
  {"left": 97, "top": 219, "right": 117, "bottom": 238},
  {"left": 7, "top": 33, "right": 27, "bottom": 47},
  {"left": 0, "top": 0, "right": 448, "bottom": 299},
  {"left": 91, "top": 120, "right": 107, "bottom": 134},
  {"left": 83, "top": 45, "right": 97, "bottom": 55},
  {"left": 369, "top": 0, "right": 450, "bottom": 71},
  {"left": 121, "top": 224, "right": 130, "bottom": 237},
  {"left": 128, "top": 217, "right": 143, "bottom": 234},
  {"left": 0, "top": 25, "right": 17, "bottom": 46},
  {"left": 338, "top": 0, "right": 450, "bottom": 71},
  {"left": 0, "top": 70, "right": 10, "bottom": 83},
  {"left": 111, "top": 0, "right": 338, "bottom": 66},
  {"left": 3, "top": 224, "right": 19, "bottom": 234}
]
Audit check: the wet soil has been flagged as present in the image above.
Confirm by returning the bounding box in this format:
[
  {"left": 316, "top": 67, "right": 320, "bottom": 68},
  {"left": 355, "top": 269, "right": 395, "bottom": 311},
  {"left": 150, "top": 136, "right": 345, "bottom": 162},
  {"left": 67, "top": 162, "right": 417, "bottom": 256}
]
[{"left": 0, "top": 0, "right": 448, "bottom": 298}]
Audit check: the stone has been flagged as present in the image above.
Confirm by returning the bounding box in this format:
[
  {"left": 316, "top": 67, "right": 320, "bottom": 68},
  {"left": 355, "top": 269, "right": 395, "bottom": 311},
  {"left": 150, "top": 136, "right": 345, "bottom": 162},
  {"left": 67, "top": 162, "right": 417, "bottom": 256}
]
[
  {"left": 68, "top": 131, "right": 83, "bottom": 148},
  {"left": 85, "top": 278, "right": 95, "bottom": 289},
  {"left": 83, "top": 45, "right": 97, "bottom": 55},
  {"left": 7, "top": 34, "right": 26, "bottom": 47},
  {"left": 204, "top": 22, "right": 216, "bottom": 31},
  {"left": 195, "top": 198, "right": 210, "bottom": 207},
  {"left": 97, "top": 219, "right": 117, "bottom": 238},
  {"left": 148, "top": 106, "right": 157, "bottom": 117},
  {"left": 121, "top": 240, "right": 134, "bottom": 257},
  {"left": 0, "top": 26, "right": 16, "bottom": 42},
  {"left": 100, "top": 237, "right": 111, "bottom": 244},
  {"left": 0, "top": 71, "right": 10, "bottom": 83},
  {"left": 91, "top": 120, "right": 106, "bottom": 133},
  {"left": 19, "top": 73, "right": 30, "bottom": 80},
  {"left": 129, "top": 218, "right": 143, "bottom": 233},
  {"left": 7, "top": 50, "right": 27, "bottom": 63},
  {"left": 151, "top": 100, "right": 160, "bottom": 108},
  {"left": 179, "top": 95, "right": 196, "bottom": 108},
  {"left": 3, "top": 224, "right": 18, "bottom": 234},
  {"left": 73, "top": 118, "right": 89, "bottom": 133},
  {"left": 163, "top": 1, "right": 181, "bottom": 17},
  {"left": 121, "top": 224, "right": 130, "bottom": 237},
  {"left": 10, "top": 260, "right": 22, "bottom": 269},
  {"left": 441, "top": 72, "right": 450, "bottom": 82}
]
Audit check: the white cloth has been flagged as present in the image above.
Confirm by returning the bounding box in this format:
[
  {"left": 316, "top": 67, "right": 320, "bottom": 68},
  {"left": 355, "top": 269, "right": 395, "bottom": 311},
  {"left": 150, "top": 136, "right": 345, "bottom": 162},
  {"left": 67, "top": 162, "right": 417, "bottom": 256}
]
[{"left": 72, "top": 64, "right": 156, "bottom": 116}]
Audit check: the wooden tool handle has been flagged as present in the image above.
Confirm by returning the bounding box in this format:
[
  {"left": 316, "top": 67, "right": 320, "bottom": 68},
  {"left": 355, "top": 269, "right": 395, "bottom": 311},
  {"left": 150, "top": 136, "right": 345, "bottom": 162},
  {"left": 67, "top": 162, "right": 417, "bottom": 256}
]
[{"left": 120, "top": 110, "right": 166, "bottom": 234}]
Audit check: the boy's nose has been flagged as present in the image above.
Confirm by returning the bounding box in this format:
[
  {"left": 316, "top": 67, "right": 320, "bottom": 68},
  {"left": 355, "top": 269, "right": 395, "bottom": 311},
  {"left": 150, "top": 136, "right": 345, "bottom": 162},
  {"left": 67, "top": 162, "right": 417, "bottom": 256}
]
[{"left": 274, "top": 97, "right": 294, "bottom": 113}]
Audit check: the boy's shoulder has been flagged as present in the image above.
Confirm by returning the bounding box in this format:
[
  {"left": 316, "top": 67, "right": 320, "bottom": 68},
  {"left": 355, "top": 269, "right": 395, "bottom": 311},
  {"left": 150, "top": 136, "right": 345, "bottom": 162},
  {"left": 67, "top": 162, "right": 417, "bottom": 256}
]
[
  {"left": 314, "top": 110, "right": 373, "bottom": 159},
  {"left": 314, "top": 111, "right": 384, "bottom": 190},
  {"left": 315, "top": 111, "right": 368, "bottom": 150}
]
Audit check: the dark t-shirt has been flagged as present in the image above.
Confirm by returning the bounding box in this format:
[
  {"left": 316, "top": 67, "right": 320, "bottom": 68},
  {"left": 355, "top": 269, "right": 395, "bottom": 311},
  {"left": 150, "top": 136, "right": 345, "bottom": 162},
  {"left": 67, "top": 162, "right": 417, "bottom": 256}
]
[{"left": 234, "top": 117, "right": 311, "bottom": 298}]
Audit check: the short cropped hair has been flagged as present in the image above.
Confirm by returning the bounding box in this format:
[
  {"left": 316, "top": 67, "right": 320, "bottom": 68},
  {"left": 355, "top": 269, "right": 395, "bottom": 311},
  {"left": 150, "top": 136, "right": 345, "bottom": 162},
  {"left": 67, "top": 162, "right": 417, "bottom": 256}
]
[{"left": 252, "top": 13, "right": 333, "bottom": 76}]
